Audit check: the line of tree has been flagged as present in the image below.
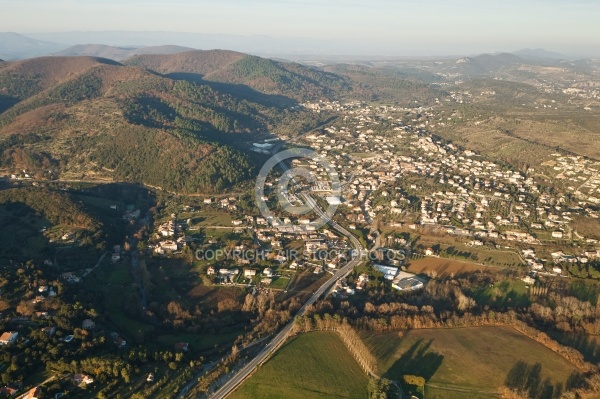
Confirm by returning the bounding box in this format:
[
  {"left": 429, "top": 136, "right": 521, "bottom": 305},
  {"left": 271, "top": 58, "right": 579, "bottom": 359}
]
[{"left": 292, "top": 314, "right": 377, "bottom": 375}]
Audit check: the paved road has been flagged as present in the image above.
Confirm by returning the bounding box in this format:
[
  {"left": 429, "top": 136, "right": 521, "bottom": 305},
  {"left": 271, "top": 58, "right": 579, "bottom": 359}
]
[{"left": 209, "top": 193, "right": 363, "bottom": 399}]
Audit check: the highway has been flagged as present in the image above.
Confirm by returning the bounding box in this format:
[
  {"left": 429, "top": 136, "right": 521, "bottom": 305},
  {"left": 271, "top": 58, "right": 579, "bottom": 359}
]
[{"left": 209, "top": 193, "right": 364, "bottom": 399}]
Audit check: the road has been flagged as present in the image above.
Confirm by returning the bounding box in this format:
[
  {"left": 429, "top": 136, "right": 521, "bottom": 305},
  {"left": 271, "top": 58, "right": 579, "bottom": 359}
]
[
  {"left": 209, "top": 193, "right": 364, "bottom": 399},
  {"left": 14, "top": 375, "right": 60, "bottom": 399},
  {"left": 82, "top": 251, "right": 108, "bottom": 278}
]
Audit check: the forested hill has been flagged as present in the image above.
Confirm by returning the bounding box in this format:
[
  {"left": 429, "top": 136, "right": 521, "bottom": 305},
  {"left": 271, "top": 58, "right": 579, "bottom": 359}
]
[
  {"left": 0, "top": 53, "right": 340, "bottom": 193},
  {"left": 125, "top": 50, "right": 351, "bottom": 102}
]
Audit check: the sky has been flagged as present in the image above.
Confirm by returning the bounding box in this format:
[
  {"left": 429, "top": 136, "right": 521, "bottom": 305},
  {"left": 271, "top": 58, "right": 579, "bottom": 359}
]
[{"left": 2, "top": 0, "right": 600, "bottom": 56}]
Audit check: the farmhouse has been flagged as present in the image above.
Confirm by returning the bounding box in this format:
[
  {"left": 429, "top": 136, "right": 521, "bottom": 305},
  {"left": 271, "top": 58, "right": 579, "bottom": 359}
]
[
  {"left": 522, "top": 276, "right": 535, "bottom": 285},
  {"left": 42, "top": 326, "right": 56, "bottom": 336},
  {"left": 263, "top": 268, "right": 273, "bottom": 277},
  {"left": 0, "top": 331, "right": 18, "bottom": 345},
  {"left": 74, "top": 374, "right": 94, "bottom": 385},
  {"left": 158, "top": 221, "right": 175, "bottom": 237},
  {"left": 155, "top": 240, "right": 178, "bottom": 254},
  {"left": 0, "top": 387, "right": 17, "bottom": 396}
]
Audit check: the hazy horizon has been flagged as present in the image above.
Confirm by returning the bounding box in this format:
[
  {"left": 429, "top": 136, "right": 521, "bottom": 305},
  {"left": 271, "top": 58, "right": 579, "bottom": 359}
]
[{"left": 2, "top": 0, "right": 600, "bottom": 57}]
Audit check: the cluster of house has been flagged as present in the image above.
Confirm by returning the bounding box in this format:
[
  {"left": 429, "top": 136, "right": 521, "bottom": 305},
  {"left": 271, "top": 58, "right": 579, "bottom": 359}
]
[
  {"left": 544, "top": 153, "right": 600, "bottom": 206},
  {"left": 561, "top": 86, "right": 600, "bottom": 102},
  {"left": 61, "top": 271, "right": 81, "bottom": 284},
  {"left": 207, "top": 265, "right": 277, "bottom": 286},
  {"left": 203, "top": 196, "right": 239, "bottom": 211},
  {"left": 333, "top": 278, "right": 356, "bottom": 296},
  {"left": 31, "top": 285, "right": 58, "bottom": 305},
  {"left": 8, "top": 169, "right": 33, "bottom": 180},
  {"left": 154, "top": 218, "right": 194, "bottom": 255},
  {"left": 296, "top": 101, "right": 600, "bottom": 255},
  {"left": 521, "top": 247, "right": 600, "bottom": 277}
]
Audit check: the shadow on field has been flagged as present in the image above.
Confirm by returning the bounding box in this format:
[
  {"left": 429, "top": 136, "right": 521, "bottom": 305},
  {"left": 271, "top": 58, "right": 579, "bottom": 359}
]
[
  {"left": 550, "top": 333, "right": 600, "bottom": 363},
  {"left": 505, "top": 361, "right": 585, "bottom": 399},
  {"left": 383, "top": 338, "right": 444, "bottom": 381}
]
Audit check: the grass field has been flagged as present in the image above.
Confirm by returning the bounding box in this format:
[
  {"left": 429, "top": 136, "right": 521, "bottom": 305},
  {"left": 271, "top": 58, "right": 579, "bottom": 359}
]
[
  {"left": 364, "top": 326, "right": 579, "bottom": 398},
  {"left": 268, "top": 276, "right": 291, "bottom": 290},
  {"left": 411, "top": 234, "right": 524, "bottom": 268},
  {"left": 230, "top": 332, "right": 369, "bottom": 399},
  {"left": 472, "top": 279, "right": 531, "bottom": 308},
  {"left": 189, "top": 210, "right": 234, "bottom": 227}
]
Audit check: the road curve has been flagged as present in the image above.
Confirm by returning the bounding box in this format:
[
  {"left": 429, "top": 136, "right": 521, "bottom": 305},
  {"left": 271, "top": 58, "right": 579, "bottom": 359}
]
[{"left": 209, "top": 193, "right": 363, "bottom": 399}]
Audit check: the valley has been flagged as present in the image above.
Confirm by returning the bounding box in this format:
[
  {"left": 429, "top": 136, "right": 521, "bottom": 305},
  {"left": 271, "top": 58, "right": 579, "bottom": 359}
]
[{"left": 1, "top": 46, "right": 600, "bottom": 399}]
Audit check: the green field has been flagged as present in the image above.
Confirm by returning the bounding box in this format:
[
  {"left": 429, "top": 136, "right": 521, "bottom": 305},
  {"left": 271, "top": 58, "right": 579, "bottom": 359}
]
[
  {"left": 471, "top": 279, "right": 531, "bottom": 308},
  {"left": 269, "top": 276, "right": 291, "bottom": 290},
  {"left": 230, "top": 332, "right": 369, "bottom": 399},
  {"left": 189, "top": 210, "right": 234, "bottom": 227},
  {"left": 364, "top": 326, "right": 579, "bottom": 399}
]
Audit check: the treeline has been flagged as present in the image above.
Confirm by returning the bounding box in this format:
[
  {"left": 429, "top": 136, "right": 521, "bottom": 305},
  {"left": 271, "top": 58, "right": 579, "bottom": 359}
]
[
  {"left": 292, "top": 314, "right": 377, "bottom": 376},
  {"left": 296, "top": 307, "right": 600, "bottom": 398},
  {"left": 529, "top": 292, "right": 600, "bottom": 335},
  {"left": 502, "top": 373, "right": 600, "bottom": 399},
  {"left": 46, "top": 347, "right": 196, "bottom": 384},
  {"left": 302, "top": 306, "right": 595, "bottom": 373}
]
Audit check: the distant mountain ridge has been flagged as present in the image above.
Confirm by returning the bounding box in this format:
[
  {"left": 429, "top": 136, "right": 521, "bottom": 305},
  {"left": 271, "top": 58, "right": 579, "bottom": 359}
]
[
  {"left": 449, "top": 53, "right": 529, "bottom": 76},
  {"left": 513, "top": 48, "right": 568, "bottom": 60},
  {"left": 53, "top": 44, "right": 195, "bottom": 61},
  {"left": 0, "top": 32, "right": 68, "bottom": 60}
]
